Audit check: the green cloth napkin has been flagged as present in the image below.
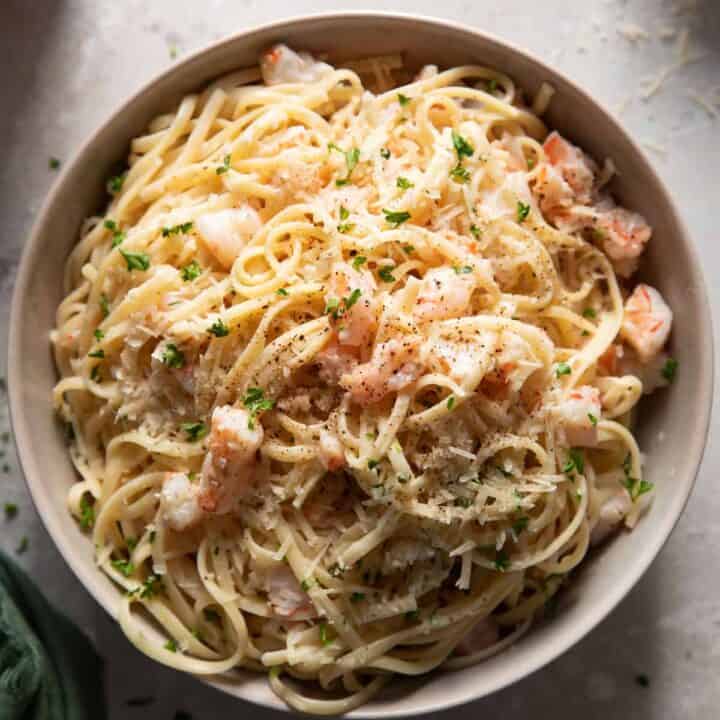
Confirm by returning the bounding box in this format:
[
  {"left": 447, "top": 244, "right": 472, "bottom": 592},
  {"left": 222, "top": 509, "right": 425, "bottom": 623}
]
[{"left": 0, "top": 550, "right": 106, "bottom": 720}]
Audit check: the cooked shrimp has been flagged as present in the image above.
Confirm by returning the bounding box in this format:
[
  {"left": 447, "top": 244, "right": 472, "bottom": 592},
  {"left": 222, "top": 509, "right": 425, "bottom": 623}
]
[
  {"left": 317, "top": 430, "right": 346, "bottom": 471},
  {"left": 542, "top": 131, "right": 596, "bottom": 203},
  {"left": 590, "top": 487, "right": 633, "bottom": 546},
  {"left": 621, "top": 284, "right": 672, "bottom": 363},
  {"left": 260, "top": 44, "right": 332, "bottom": 86},
  {"left": 595, "top": 208, "right": 652, "bottom": 277},
  {"left": 267, "top": 565, "right": 316, "bottom": 619},
  {"left": 454, "top": 619, "right": 500, "bottom": 656},
  {"left": 326, "top": 262, "right": 378, "bottom": 348},
  {"left": 414, "top": 267, "right": 477, "bottom": 322},
  {"left": 316, "top": 341, "right": 359, "bottom": 385},
  {"left": 532, "top": 162, "right": 575, "bottom": 216},
  {"left": 340, "top": 336, "right": 424, "bottom": 406},
  {"left": 198, "top": 405, "right": 263, "bottom": 513},
  {"left": 195, "top": 206, "right": 261, "bottom": 270},
  {"left": 161, "top": 472, "right": 204, "bottom": 531},
  {"left": 553, "top": 385, "right": 602, "bottom": 447}
]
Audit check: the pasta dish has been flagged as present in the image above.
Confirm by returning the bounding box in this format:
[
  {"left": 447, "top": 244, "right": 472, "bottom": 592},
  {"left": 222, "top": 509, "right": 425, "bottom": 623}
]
[{"left": 51, "top": 45, "right": 676, "bottom": 713}]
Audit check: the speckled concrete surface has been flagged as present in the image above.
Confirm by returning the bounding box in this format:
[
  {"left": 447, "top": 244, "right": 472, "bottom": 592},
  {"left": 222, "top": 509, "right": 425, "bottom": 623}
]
[{"left": 1, "top": 1, "right": 719, "bottom": 718}]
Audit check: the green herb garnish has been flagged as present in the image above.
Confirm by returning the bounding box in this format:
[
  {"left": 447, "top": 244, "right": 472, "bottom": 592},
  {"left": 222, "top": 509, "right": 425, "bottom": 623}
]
[
  {"left": 181, "top": 260, "right": 202, "bottom": 281},
  {"left": 243, "top": 387, "right": 275, "bottom": 429},
  {"left": 661, "top": 357, "right": 678, "bottom": 383},
  {"left": 120, "top": 249, "right": 150, "bottom": 271},
  {"left": 162, "top": 221, "right": 193, "bottom": 237},
  {"left": 216, "top": 154, "right": 231, "bottom": 175},
  {"left": 378, "top": 265, "right": 396, "bottom": 282},
  {"left": 555, "top": 362, "right": 571, "bottom": 377},
  {"left": 207, "top": 318, "right": 229, "bottom": 337},
  {"left": 161, "top": 343, "right": 185, "bottom": 369},
  {"left": 452, "top": 131, "right": 474, "bottom": 159},
  {"left": 516, "top": 201, "right": 530, "bottom": 223},
  {"left": 382, "top": 208, "right": 411, "bottom": 227},
  {"left": 181, "top": 422, "right": 208, "bottom": 442}
]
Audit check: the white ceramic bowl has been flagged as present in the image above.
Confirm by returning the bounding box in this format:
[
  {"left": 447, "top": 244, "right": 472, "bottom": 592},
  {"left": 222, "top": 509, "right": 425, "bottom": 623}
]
[{"left": 8, "top": 12, "right": 713, "bottom": 717}]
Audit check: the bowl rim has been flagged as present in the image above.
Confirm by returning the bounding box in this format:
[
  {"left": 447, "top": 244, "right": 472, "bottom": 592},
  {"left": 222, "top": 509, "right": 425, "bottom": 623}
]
[{"left": 8, "top": 10, "right": 714, "bottom": 718}]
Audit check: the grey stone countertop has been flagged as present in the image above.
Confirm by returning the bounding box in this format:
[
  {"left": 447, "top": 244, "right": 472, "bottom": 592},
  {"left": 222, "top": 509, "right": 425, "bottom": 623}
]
[{"left": 1, "top": 1, "right": 718, "bottom": 718}]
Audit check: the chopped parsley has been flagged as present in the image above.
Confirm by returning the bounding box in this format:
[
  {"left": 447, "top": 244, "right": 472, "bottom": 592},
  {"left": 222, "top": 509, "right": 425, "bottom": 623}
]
[
  {"left": 319, "top": 622, "right": 332, "bottom": 645},
  {"left": 352, "top": 255, "right": 367, "bottom": 270},
  {"left": 487, "top": 78, "right": 498, "bottom": 93},
  {"left": 350, "top": 592, "right": 365, "bottom": 603},
  {"left": 112, "top": 558, "right": 136, "bottom": 577},
  {"left": 397, "top": 93, "right": 411, "bottom": 107},
  {"left": 402, "top": 244, "right": 415, "bottom": 254},
  {"left": 661, "top": 357, "right": 678, "bottom": 383},
  {"left": 453, "top": 265, "right": 473, "bottom": 275},
  {"left": 367, "top": 459, "right": 380, "bottom": 470},
  {"left": 276, "top": 287, "right": 289, "bottom": 296},
  {"left": 181, "top": 260, "right": 202, "bottom": 281},
  {"left": 516, "top": 201, "right": 531, "bottom": 223},
  {"left": 300, "top": 578, "right": 312, "bottom": 592},
  {"left": 452, "top": 131, "right": 474, "bottom": 159},
  {"left": 450, "top": 163, "right": 471, "bottom": 183},
  {"left": 15, "top": 537, "right": 28, "bottom": 555},
  {"left": 100, "top": 294, "right": 110, "bottom": 318},
  {"left": 345, "top": 288, "right": 362, "bottom": 310},
  {"left": 582, "top": 307, "right": 597, "bottom": 319},
  {"left": 164, "top": 639, "right": 178, "bottom": 652},
  {"left": 339, "top": 206, "right": 350, "bottom": 220},
  {"left": 588, "top": 413, "right": 598, "bottom": 426},
  {"left": 470, "top": 224, "right": 481, "bottom": 239},
  {"left": 623, "top": 455, "right": 654, "bottom": 500},
  {"left": 563, "top": 449, "right": 585, "bottom": 475},
  {"left": 446, "top": 395, "right": 455, "bottom": 410},
  {"left": 512, "top": 516, "right": 529, "bottom": 535},
  {"left": 382, "top": 208, "right": 411, "bottom": 227},
  {"left": 207, "top": 318, "right": 229, "bottom": 337},
  {"left": 243, "top": 387, "right": 275, "bottom": 429},
  {"left": 378, "top": 265, "right": 396, "bottom": 282},
  {"left": 79, "top": 496, "right": 95, "bottom": 530},
  {"left": 396, "top": 176, "right": 414, "bottom": 190},
  {"left": 328, "top": 143, "right": 360, "bottom": 186},
  {"left": 4, "top": 503, "right": 18, "bottom": 520},
  {"left": 380, "top": 148, "right": 391, "bottom": 159},
  {"left": 49, "top": 157, "right": 61, "bottom": 170},
  {"left": 129, "top": 574, "right": 163, "bottom": 599},
  {"left": 120, "top": 249, "right": 150, "bottom": 272},
  {"left": 90, "top": 364, "right": 101, "bottom": 382},
  {"left": 161, "top": 343, "right": 185, "bottom": 369},
  {"left": 181, "top": 422, "right": 208, "bottom": 442},
  {"left": 325, "top": 298, "right": 340, "bottom": 317},
  {"left": 454, "top": 497, "right": 471, "bottom": 508},
  {"left": 555, "top": 362, "right": 572, "bottom": 377},
  {"left": 94, "top": 329, "right": 105, "bottom": 341},
  {"left": 107, "top": 172, "right": 126, "bottom": 195},
  {"left": 88, "top": 349, "right": 105, "bottom": 359},
  {"left": 494, "top": 550, "right": 510, "bottom": 572},
  {"left": 162, "top": 221, "right": 193, "bottom": 237},
  {"left": 216, "top": 154, "right": 231, "bottom": 175}
]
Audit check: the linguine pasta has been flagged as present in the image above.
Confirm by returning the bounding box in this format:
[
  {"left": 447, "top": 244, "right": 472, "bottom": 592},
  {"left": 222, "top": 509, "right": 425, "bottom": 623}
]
[{"left": 51, "top": 46, "right": 676, "bottom": 713}]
